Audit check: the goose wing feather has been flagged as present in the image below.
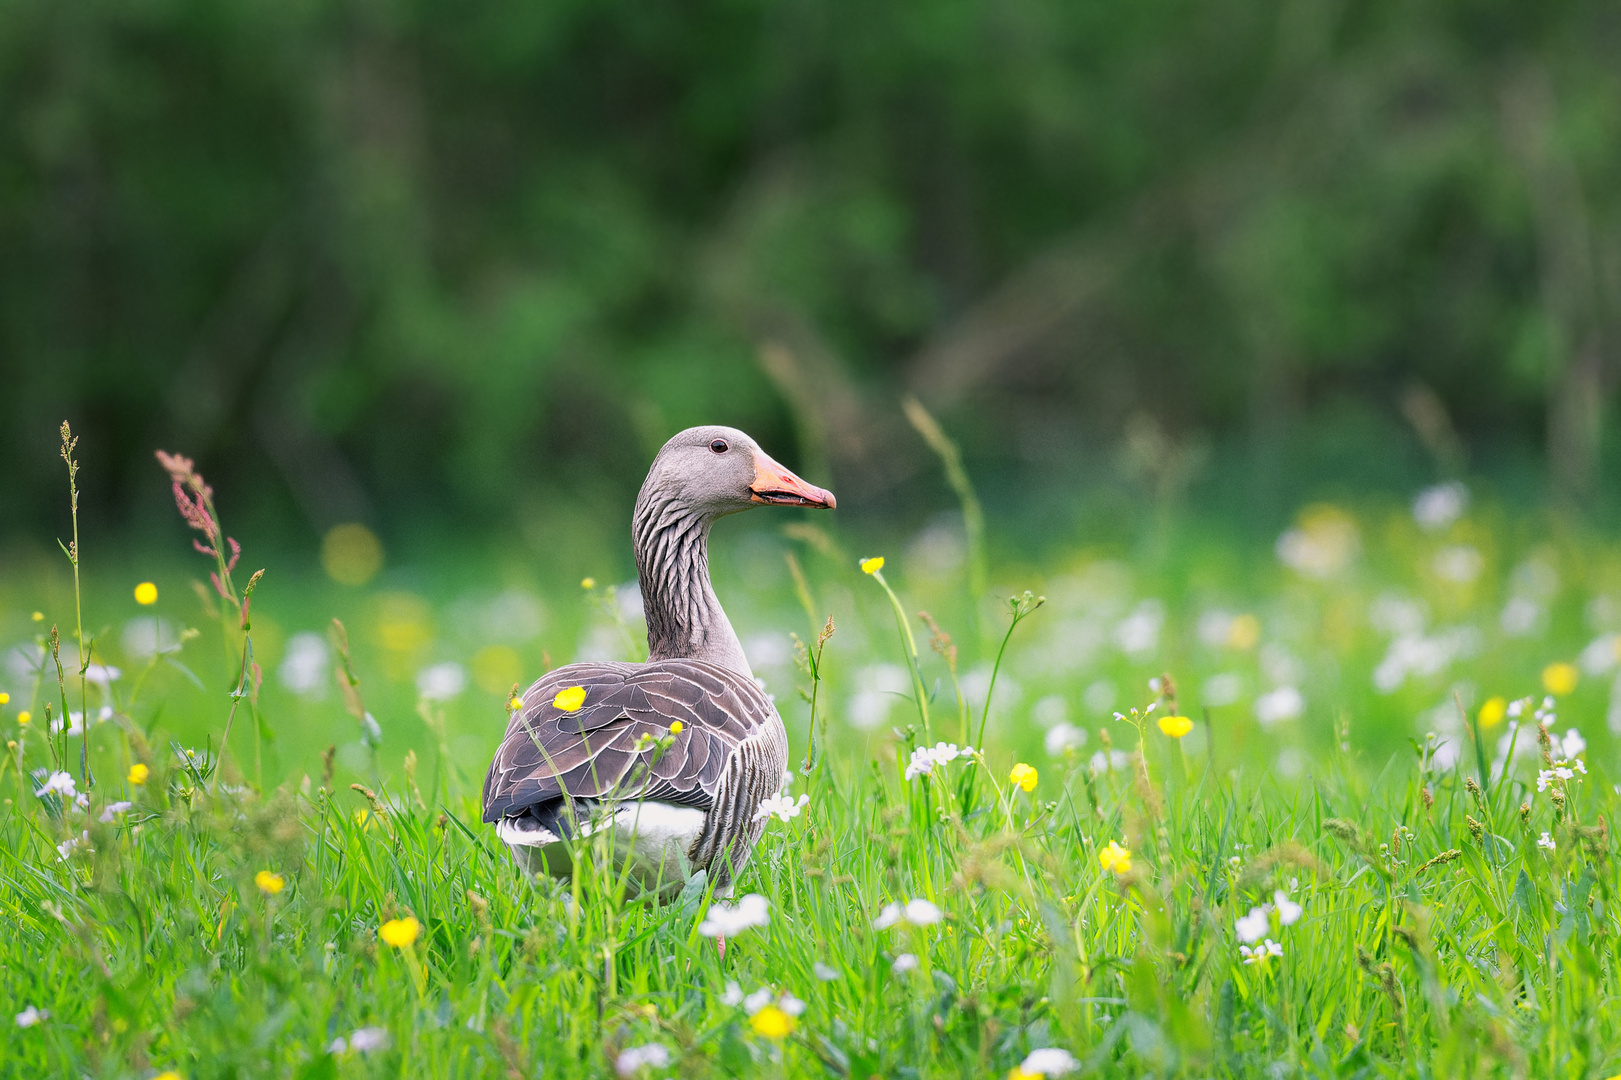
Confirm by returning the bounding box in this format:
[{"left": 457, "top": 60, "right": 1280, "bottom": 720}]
[{"left": 481, "top": 658, "right": 777, "bottom": 823}]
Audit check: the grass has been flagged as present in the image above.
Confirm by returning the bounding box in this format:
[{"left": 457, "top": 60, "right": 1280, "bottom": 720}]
[{"left": 1, "top": 448, "right": 1620, "bottom": 1077}]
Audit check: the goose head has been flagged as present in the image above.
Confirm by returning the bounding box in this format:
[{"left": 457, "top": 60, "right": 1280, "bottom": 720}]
[{"left": 642, "top": 426, "right": 835, "bottom": 519}]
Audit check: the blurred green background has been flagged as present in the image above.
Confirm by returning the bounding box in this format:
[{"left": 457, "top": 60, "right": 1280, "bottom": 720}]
[
  {"left": 3, "top": 0, "right": 1620, "bottom": 553},
  {"left": 2, "top": 0, "right": 1620, "bottom": 790}
]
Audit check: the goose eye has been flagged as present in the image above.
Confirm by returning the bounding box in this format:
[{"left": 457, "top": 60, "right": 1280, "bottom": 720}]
[{"left": 710, "top": 439, "right": 729, "bottom": 453}]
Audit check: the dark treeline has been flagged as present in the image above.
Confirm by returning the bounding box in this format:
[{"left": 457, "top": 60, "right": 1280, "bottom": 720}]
[{"left": 2, "top": 0, "right": 1617, "bottom": 545}]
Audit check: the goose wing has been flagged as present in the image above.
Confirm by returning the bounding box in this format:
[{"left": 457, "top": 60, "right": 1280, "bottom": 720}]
[{"left": 481, "top": 658, "right": 779, "bottom": 823}]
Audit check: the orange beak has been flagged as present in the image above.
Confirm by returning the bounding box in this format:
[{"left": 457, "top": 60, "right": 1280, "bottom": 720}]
[{"left": 750, "top": 451, "right": 836, "bottom": 509}]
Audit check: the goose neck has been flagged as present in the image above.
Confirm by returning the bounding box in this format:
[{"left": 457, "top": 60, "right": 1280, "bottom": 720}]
[{"left": 632, "top": 491, "right": 752, "bottom": 677}]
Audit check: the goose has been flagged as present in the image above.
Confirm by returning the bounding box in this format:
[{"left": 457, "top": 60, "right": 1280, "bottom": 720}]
[{"left": 482, "top": 426, "right": 835, "bottom": 901}]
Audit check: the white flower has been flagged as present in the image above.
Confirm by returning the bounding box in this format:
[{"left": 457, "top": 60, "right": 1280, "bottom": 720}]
[
  {"left": 616, "top": 1044, "right": 672, "bottom": 1076},
  {"left": 1412, "top": 482, "right": 1468, "bottom": 531},
  {"left": 14, "top": 1005, "right": 46, "bottom": 1028},
  {"left": 1254, "top": 687, "right": 1304, "bottom": 726},
  {"left": 873, "top": 898, "right": 942, "bottom": 930},
  {"left": 1432, "top": 545, "right": 1483, "bottom": 584},
  {"left": 720, "top": 981, "right": 743, "bottom": 1006},
  {"left": 56, "top": 831, "right": 90, "bottom": 860},
  {"left": 1558, "top": 728, "right": 1587, "bottom": 758},
  {"left": 753, "top": 793, "right": 809, "bottom": 823},
  {"left": 779, "top": 993, "right": 806, "bottom": 1017},
  {"left": 813, "top": 962, "right": 839, "bottom": 982},
  {"left": 1019, "top": 1047, "right": 1079, "bottom": 1076},
  {"left": 99, "top": 801, "right": 133, "bottom": 824},
  {"left": 35, "top": 770, "right": 78, "bottom": 800},
  {"left": 84, "top": 663, "right": 122, "bottom": 688},
  {"left": 279, "top": 632, "right": 330, "bottom": 696},
  {"left": 1043, "top": 722, "right": 1087, "bottom": 756},
  {"left": 742, "top": 987, "right": 775, "bottom": 1015},
  {"left": 416, "top": 662, "right": 467, "bottom": 702},
  {"left": 1272, "top": 891, "right": 1302, "bottom": 926},
  {"left": 904, "top": 742, "right": 974, "bottom": 780},
  {"left": 1538, "top": 832, "right": 1556, "bottom": 851},
  {"left": 347, "top": 1027, "right": 389, "bottom": 1052},
  {"left": 698, "top": 894, "right": 769, "bottom": 938},
  {"left": 1240, "top": 939, "right": 1283, "bottom": 964},
  {"left": 891, "top": 953, "right": 918, "bottom": 974},
  {"left": 1235, "top": 906, "right": 1270, "bottom": 944}
]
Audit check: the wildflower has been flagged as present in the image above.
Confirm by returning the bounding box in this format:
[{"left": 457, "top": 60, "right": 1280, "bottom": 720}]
[
  {"left": 1098, "top": 840, "right": 1131, "bottom": 874},
  {"left": 15, "top": 1006, "right": 46, "bottom": 1027},
  {"left": 153, "top": 1073, "right": 181, "bottom": 1080},
  {"left": 56, "top": 831, "right": 90, "bottom": 860},
  {"left": 860, "top": 556, "right": 885, "bottom": 574},
  {"left": 891, "top": 952, "right": 919, "bottom": 974},
  {"left": 552, "top": 685, "right": 587, "bottom": 712},
  {"left": 0, "top": 692, "right": 7, "bottom": 705},
  {"left": 134, "top": 582, "right": 159, "bottom": 605},
  {"left": 1542, "top": 662, "right": 1578, "bottom": 696},
  {"left": 750, "top": 1005, "right": 794, "bottom": 1039},
  {"left": 1558, "top": 728, "right": 1586, "bottom": 758},
  {"left": 1537, "top": 832, "right": 1556, "bottom": 852},
  {"left": 84, "top": 663, "right": 121, "bottom": 688},
  {"left": 1235, "top": 906, "right": 1270, "bottom": 943},
  {"left": 16, "top": 711, "right": 29, "bottom": 726},
  {"left": 379, "top": 917, "right": 421, "bottom": 948},
  {"left": 1478, "top": 696, "right": 1507, "bottom": 728},
  {"left": 669, "top": 720, "right": 684, "bottom": 734},
  {"left": 1044, "top": 723, "right": 1086, "bottom": 755},
  {"left": 721, "top": 981, "right": 744, "bottom": 1006},
  {"left": 581, "top": 577, "right": 596, "bottom": 589},
  {"left": 1011, "top": 1048, "right": 1079, "bottom": 1078},
  {"left": 99, "top": 801, "right": 132, "bottom": 824},
  {"left": 416, "top": 662, "right": 467, "bottom": 702},
  {"left": 813, "top": 962, "right": 839, "bottom": 981},
  {"left": 1240, "top": 939, "right": 1283, "bottom": 965},
  {"left": 35, "top": 770, "right": 77, "bottom": 800},
  {"left": 128, "top": 763, "right": 149, "bottom": 785},
  {"left": 873, "top": 897, "right": 943, "bottom": 931},
  {"left": 255, "top": 870, "right": 286, "bottom": 895},
  {"left": 616, "top": 1044, "right": 672, "bottom": 1076},
  {"left": 1009, "top": 763, "right": 1038, "bottom": 791},
  {"left": 1157, "top": 714, "right": 1193, "bottom": 739},
  {"left": 31, "top": 611, "right": 43, "bottom": 622},
  {"left": 1255, "top": 686, "right": 1305, "bottom": 725},
  {"left": 698, "top": 893, "right": 770, "bottom": 937},
  {"left": 904, "top": 741, "right": 973, "bottom": 780},
  {"left": 1273, "top": 891, "right": 1302, "bottom": 925},
  {"left": 753, "top": 792, "right": 809, "bottom": 823}
]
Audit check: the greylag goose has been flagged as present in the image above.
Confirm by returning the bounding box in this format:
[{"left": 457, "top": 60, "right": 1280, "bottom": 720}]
[{"left": 482, "top": 426, "right": 835, "bottom": 899}]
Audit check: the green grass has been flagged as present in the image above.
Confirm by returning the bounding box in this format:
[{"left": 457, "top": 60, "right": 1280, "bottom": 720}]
[{"left": 3, "top": 475, "right": 1621, "bottom": 1077}]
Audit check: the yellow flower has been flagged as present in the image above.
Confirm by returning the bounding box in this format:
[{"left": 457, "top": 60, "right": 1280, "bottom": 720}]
[
  {"left": 1477, "top": 696, "right": 1507, "bottom": 728},
  {"left": 1098, "top": 840, "right": 1132, "bottom": 874},
  {"left": 507, "top": 696, "right": 524, "bottom": 711},
  {"left": 379, "top": 917, "right": 421, "bottom": 948},
  {"left": 749, "top": 1005, "right": 794, "bottom": 1039},
  {"left": 669, "top": 720, "right": 684, "bottom": 735},
  {"left": 1157, "top": 714, "right": 1193, "bottom": 739},
  {"left": 1009, "top": 763, "right": 1038, "bottom": 792},
  {"left": 1542, "top": 662, "right": 1578, "bottom": 696},
  {"left": 128, "top": 763, "right": 149, "bottom": 785},
  {"left": 17, "top": 711, "right": 31, "bottom": 726},
  {"left": 0, "top": 692, "right": 8, "bottom": 706},
  {"left": 31, "top": 611, "right": 43, "bottom": 622},
  {"left": 255, "top": 870, "right": 285, "bottom": 895},
  {"left": 1227, "top": 613, "right": 1261, "bottom": 650},
  {"left": 1009, "top": 1069, "right": 1040, "bottom": 1080},
  {"left": 134, "top": 581, "right": 158, "bottom": 606},
  {"left": 153, "top": 1072, "right": 182, "bottom": 1080},
  {"left": 581, "top": 577, "right": 596, "bottom": 590},
  {"left": 860, "top": 556, "right": 885, "bottom": 575},
  {"left": 552, "top": 686, "right": 587, "bottom": 712}
]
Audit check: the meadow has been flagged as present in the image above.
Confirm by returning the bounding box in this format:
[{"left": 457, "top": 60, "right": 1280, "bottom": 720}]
[{"left": 3, "top": 437, "right": 1620, "bottom": 1078}]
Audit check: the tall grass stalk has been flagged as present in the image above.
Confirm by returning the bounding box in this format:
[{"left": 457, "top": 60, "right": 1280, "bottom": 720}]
[
  {"left": 56, "top": 423, "right": 90, "bottom": 784},
  {"left": 902, "top": 396, "right": 987, "bottom": 629}
]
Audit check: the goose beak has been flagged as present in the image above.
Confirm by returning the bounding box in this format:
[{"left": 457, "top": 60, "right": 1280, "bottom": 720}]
[{"left": 750, "top": 452, "right": 836, "bottom": 509}]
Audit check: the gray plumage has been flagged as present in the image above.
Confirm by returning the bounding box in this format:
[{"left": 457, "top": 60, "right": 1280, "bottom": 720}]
[{"left": 481, "top": 425, "right": 834, "bottom": 896}]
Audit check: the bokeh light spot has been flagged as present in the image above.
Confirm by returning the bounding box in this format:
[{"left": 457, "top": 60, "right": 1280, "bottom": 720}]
[{"left": 322, "top": 523, "right": 383, "bottom": 586}]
